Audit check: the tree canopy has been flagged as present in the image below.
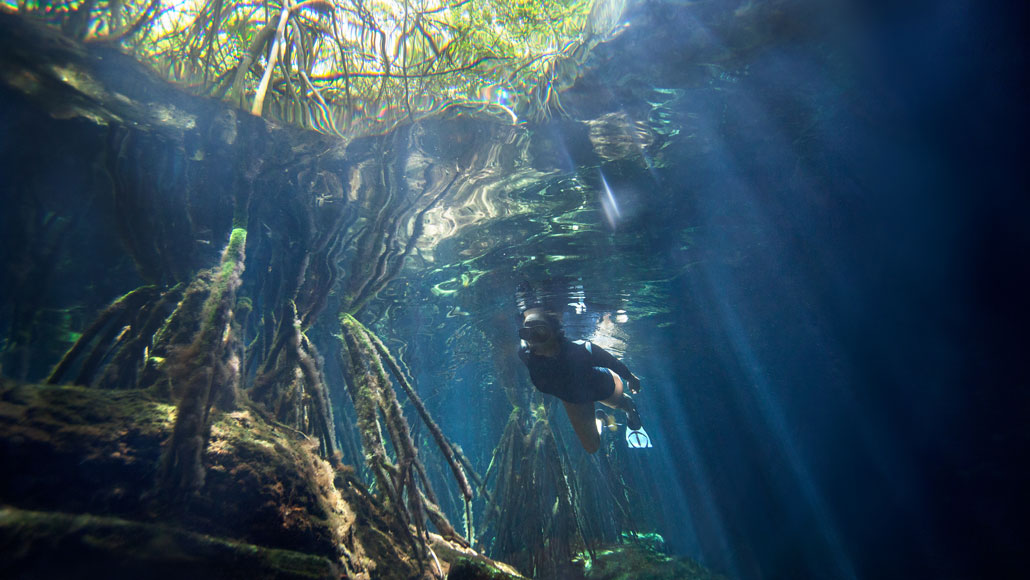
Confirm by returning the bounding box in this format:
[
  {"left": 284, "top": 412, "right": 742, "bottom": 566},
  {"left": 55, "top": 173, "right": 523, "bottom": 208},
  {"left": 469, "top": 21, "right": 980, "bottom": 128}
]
[{"left": 5, "top": 0, "right": 623, "bottom": 137}]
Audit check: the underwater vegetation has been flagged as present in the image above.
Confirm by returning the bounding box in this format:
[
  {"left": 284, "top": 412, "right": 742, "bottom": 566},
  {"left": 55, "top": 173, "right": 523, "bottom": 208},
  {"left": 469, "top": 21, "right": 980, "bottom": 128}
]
[
  {"left": 0, "top": 9, "right": 486, "bottom": 575},
  {"left": 0, "top": 4, "right": 747, "bottom": 577}
]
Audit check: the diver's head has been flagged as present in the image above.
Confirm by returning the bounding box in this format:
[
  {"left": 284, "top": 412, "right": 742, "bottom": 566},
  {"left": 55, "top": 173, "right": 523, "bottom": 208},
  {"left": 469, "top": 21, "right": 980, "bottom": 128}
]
[{"left": 520, "top": 308, "right": 562, "bottom": 348}]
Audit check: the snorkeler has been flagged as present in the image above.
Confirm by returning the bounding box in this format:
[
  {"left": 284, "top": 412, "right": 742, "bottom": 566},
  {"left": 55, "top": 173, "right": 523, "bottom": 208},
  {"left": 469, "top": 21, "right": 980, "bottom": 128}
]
[{"left": 518, "top": 307, "right": 646, "bottom": 453}]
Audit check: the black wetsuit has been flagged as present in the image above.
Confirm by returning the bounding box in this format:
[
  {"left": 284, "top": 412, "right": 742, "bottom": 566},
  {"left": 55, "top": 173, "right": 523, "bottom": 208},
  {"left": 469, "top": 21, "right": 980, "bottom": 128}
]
[{"left": 519, "top": 337, "right": 634, "bottom": 404}]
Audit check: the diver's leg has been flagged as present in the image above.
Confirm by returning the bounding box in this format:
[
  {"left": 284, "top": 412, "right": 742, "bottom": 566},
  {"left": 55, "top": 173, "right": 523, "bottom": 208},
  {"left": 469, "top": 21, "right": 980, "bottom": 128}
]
[
  {"left": 600, "top": 372, "right": 642, "bottom": 430},
  {"left": 562, "top": 401, "right": 601, "bottom": 454},
  {"left": 606, "top": 370, "right": 624, "bottom": 400},
  {"left": 599, "top": 371, "right": 627, "bottom": 409}
]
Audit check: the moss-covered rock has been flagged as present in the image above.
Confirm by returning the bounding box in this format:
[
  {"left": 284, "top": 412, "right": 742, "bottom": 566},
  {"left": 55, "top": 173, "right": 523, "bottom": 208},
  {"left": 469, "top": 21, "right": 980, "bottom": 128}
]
[
  {"left": 0, "top": 380, "right": 522, "bottom": 579},
  {"left": 0, "top": 506, "right": 337, "bottom": 580},
  {"left": 447, "top": 557, "right": 527, "bottom": 580}
]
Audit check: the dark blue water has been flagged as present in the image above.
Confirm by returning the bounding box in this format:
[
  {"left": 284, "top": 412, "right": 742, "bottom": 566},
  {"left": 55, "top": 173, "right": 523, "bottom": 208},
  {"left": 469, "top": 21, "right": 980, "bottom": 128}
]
[{"left": 384, "top": 2, "right": 1028, "bottom": 578}]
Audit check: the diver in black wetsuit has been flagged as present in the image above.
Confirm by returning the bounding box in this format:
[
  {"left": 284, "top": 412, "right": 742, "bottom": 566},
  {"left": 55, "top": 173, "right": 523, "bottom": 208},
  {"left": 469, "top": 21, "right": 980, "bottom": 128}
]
[{"left": 518, "top": 307, "right": 643, "bottom": 453}]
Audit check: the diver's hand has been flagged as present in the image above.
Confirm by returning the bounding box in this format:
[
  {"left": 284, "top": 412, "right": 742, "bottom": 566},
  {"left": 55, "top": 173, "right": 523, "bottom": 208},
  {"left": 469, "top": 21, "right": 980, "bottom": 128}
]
[{"left": 628, "top": 375, "right": 641, "bottom": 394}]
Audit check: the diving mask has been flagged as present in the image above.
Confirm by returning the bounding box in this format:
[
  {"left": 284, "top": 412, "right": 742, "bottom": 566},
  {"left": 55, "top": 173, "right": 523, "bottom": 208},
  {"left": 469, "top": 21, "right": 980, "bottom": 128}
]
[{"left": 519, "top": 321, "right": 553, "bottom": 343}]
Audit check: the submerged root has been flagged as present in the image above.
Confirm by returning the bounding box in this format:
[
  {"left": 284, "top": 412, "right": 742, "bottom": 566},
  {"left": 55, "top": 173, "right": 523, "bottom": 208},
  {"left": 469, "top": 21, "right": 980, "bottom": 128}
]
[
  {"left": 155, "top": 227, "right": 246, "bottom": 498},
  {"left": 249, "top": 301, "right": 338, "bottom": 459},
  {"left": 46, "top": 285, "right": 161, "bottom": 387},
  {"left": 338, "top": 313, "right": 472, "bottom": 559},
  {"left": 483, "top": 405, "right": 600, "bottom": 577}
]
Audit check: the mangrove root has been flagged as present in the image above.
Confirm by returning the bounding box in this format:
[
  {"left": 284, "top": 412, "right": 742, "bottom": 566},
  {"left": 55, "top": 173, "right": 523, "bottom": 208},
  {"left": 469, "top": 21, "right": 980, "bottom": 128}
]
[
  {"left": 338, "top": 314, "right": 471, "bottom": 551},
  {"left": 155, "top": 227, "right": 246, "bottom": 498}
]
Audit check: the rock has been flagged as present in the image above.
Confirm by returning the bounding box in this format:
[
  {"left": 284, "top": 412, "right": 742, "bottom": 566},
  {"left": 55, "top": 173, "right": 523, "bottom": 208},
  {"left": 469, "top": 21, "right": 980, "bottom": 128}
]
[
  {"left": 0, "top": 381, "right": 522, "bottom": 579},
  {"left": 0, "top": 506, "right": 337, "bottom": 580}
]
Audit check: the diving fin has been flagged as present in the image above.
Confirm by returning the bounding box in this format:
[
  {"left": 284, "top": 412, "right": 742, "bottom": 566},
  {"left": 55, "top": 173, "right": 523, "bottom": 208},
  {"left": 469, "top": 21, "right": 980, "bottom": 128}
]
[{"left": 626, "top": 426, "right": 653, "bottom": 449}]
